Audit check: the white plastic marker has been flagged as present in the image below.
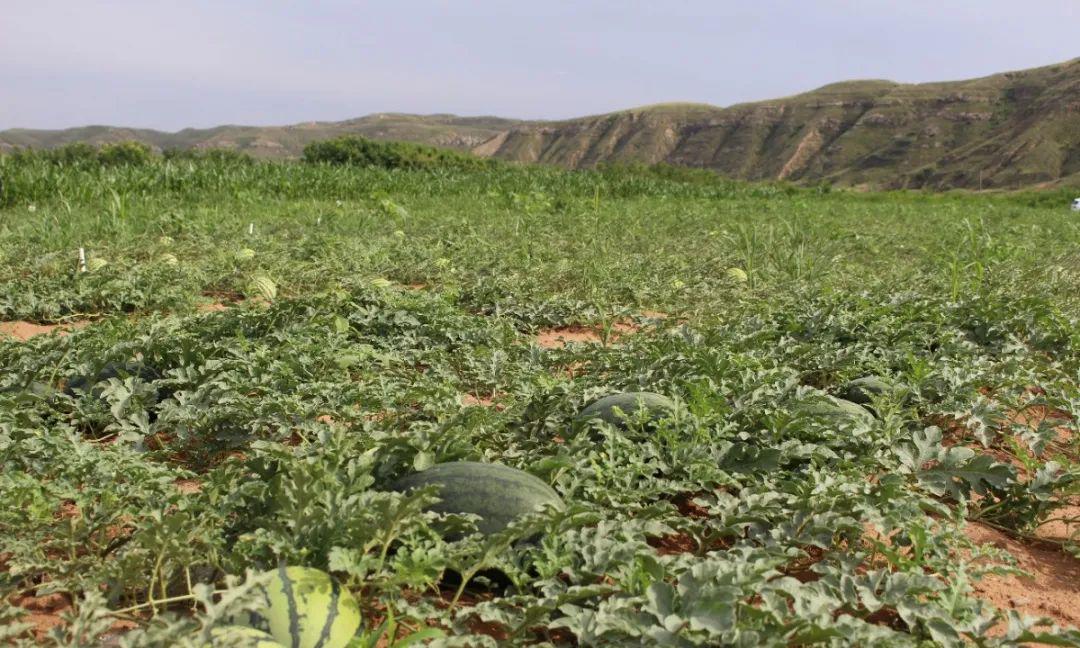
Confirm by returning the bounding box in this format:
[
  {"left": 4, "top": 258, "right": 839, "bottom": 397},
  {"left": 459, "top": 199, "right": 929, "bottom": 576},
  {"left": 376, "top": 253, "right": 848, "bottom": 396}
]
[
  {"left": 78, "top": 247, "right": 87, "bottom": 273},
  {"left": 317, "top": 216, "right": 322, "bottom": 226},
  {"left": 248, "top": 223, "right": 254, "bottom": 235}
]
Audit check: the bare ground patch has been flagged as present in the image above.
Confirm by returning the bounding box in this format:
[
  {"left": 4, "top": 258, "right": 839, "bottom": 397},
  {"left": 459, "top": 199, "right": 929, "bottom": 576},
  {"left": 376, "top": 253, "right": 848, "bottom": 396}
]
[
  {"left": 196, "top": 302, "right": 231, "bottom": 313},
  {"left": 0, "top": 320, "right": 91, "bottom": 341},
  {"left": 535, "top": 326, "right": 607, "bottom": 349},
  {"left": 964, "top": 521, "right": 1080, "bottom": 633},
  {"left": 461, "top": 393, "right": 506, "bottom": 411},
  {"left": 534, "top": 312, "right": 665, "bottom": 349}
]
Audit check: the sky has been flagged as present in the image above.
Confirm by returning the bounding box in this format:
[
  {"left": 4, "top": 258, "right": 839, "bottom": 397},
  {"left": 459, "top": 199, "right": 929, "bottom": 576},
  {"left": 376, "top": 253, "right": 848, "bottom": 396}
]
[{"left": 2, "top": 0, "right": 1078, "bottom": 131}]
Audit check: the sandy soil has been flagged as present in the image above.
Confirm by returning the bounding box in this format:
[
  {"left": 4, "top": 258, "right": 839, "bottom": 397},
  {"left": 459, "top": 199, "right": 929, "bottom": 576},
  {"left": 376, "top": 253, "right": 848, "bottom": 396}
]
[
  {"left": 535, "top": 318, "right": 646, "bottom": 349},
  {"left": 0, "top": 320, "right": 90, "bottom": 341},
  {"left": 174, "top": 479, "right": 202, "bottom": 495},
  {"left": 535, "top": 326, "right": 606, "bottom": 349},
  {"left": 1034, "top": 504, "right": 1079, "bottom": 542},
  {"left": 964, "top": 521, "right": 1080, "bottom": 631},
  {"left": 196, "top": 302, "right": 231, "bottom": 313},
  {"left": 461, "top": 393, "right": 506, "bottom": 411}
]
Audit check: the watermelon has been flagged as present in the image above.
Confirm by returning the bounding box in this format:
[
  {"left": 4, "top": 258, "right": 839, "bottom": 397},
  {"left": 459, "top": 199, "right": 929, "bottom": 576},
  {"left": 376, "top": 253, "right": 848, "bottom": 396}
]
[
  {"left": 240, "top": 566, "right": 360, "bottom": 648},
  {"left": 841, "top": 375, "right": 901, "bottom": 406},
  {"left": 65, "top": 361, "right": 164, "bottom": 399},
  {"left": 389, "top": 461, "right": 564, "bottom": 535},
  {"left": 576, "top": 392, "right": 677, "bottom": 429},
  {"left": 205, "top": 626, "right": 285, "bottom": 647},
  {"left": 247, "top": 275, "right": 278, "bottom": 300}
]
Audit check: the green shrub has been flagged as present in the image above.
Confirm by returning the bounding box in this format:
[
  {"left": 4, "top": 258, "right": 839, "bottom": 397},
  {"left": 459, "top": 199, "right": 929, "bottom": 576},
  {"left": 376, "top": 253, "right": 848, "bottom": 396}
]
[
  {"left": 302, "top": 136, "right": 488, "bottom": 170},
  {"left": 97, "top": 141, "right": 154, "bottom": 166},
  {"left": 51, "top": 142, "right": 101, "bottom": 166}
]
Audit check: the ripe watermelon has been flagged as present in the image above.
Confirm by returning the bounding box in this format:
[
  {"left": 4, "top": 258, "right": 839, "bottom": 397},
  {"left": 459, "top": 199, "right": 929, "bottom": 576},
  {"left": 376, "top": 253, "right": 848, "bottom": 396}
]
[
  {"left": 389, "top": 461, "right": 564, "bottom": 535},
  {"left": 576, "top": 392, "right": 677, "bottom": 429},
  {"left": 247, "top": 275, "right": 278, "bottom": 300},
  {"left": 240, "top": 566, "right": 360, "bottom": 648}
]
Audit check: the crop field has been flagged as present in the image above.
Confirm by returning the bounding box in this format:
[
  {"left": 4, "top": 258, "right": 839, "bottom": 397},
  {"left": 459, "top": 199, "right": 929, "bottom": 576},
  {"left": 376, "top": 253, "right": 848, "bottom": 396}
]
[{"left": 1, "top": 153, "right": 1079, "bottom": 646}]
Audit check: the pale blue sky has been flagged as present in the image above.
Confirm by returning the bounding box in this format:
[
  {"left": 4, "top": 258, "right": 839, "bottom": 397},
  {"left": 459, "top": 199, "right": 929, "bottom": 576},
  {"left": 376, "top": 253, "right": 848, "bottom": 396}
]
[{"left": 2, "top": 0, "right": 1077, "bottom": 131}]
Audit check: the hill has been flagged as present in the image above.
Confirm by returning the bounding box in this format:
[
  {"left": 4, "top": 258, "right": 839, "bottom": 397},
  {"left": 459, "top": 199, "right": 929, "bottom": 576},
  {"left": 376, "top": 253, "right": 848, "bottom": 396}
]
[
  {"left": 0, "top": 114, "right": 518, "bottom": 160},
  {"left": 3, "top": 58, "right": 1080, "bottom": 189},
  {"left": 481, "top": 59, "right": 1080, "bottom": 190}
]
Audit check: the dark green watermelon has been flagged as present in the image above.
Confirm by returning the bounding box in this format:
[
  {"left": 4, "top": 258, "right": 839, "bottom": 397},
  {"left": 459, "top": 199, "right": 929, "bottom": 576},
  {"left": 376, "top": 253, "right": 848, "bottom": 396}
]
[
  {"left": 65, "top": 361, "right": 163, "bottom": 398},
  {"left": 576, "top": 392, "right": 676, "bottom": 429},
  {"left": 389, "top": 462, "right": 563, "bottom": 535}
]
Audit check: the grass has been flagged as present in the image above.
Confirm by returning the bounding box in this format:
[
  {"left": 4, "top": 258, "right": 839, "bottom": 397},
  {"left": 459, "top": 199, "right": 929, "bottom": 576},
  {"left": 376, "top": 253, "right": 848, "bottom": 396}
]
[{"left": 0, "top": 156, "right": 1078, "bottom": 646}]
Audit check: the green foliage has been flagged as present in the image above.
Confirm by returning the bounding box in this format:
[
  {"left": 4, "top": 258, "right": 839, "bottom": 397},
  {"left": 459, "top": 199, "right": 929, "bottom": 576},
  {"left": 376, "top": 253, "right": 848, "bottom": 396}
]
[
  {"left": 0, "top": 155, "right": 1078, "bottom": 645},
  {"left": 302, "top": 136, "right": 488, "bottom": 170},
  {"left": 97, "top": 141, "right": 154, "bottom": 166},
  {"left": 164, "top": 148, "right": 255, "bottom": 165},
  {"left": 5, "top": 140, "right": 156, "bottom": 168}
]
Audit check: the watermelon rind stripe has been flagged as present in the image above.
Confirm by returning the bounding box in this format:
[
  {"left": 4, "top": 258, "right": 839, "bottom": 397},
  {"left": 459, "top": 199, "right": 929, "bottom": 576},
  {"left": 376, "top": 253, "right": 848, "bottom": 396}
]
[
  {"left": 314, "top": 578, "right": 341, "bottom": 648},
  {"left": 278, "top": 563, "right": 302, "bottom": 648}
]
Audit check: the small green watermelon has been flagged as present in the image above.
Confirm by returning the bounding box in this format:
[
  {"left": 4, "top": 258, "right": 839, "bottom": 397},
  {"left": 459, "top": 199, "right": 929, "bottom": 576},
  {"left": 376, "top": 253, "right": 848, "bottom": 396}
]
[{"left": 576, "top": 392, "right": 677, "bottom": 429}]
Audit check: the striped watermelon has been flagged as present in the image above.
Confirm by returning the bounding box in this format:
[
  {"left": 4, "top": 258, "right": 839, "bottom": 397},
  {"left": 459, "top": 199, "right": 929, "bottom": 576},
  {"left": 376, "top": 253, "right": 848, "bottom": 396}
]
[
  {"left": 576, "top": 392, "right": 676, "bottom": 430},
  {"left": 241, "top": 566, "right": 360, "bottom": 648},
  {"left": 247, "top": 275, "right": 278, "bottom": 300},
  {"left": 390, "top": 461, "right": 563, "bottom": 535}
]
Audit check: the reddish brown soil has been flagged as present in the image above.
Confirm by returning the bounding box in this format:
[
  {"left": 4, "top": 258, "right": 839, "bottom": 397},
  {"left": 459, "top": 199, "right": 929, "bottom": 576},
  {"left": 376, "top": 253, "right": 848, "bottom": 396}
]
[
  {"left": 558, "top": 360, "right": 588, "bottom": 379},
  {"left": 648, "top": 533, "right": 697, "bottom": 555},
  {"left": 0, "top": 320, "right": 90, "bottom": 341},
  {"left": 535, "top": 326, "right": 605, "bottom": 349},
  {"left": 196, "top": 301, "right": 231, "bottom": 313},
  {"left": 460, "top": 393, "right": 505, "bottom": 410},
  {"left": 9, "top": 591, "right": 137, "bottom": 644},
  {"left": 1034, "top": 503, "right": 1080, "bottom": 543},
  {"left": 174, "top": 479, "right": 202, "bottom": 495},
  {"left": 534, "top": 311, "right": 670, "bottom": 349},
  {"left": 672, "top": 492, "right": 711, "bottom": 519},
  {"left": 964, "top": 521, "right": 1080, "bottom": 632},
  {"left": 11, "top": 592, "right": 71, "bottom": 642}
]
